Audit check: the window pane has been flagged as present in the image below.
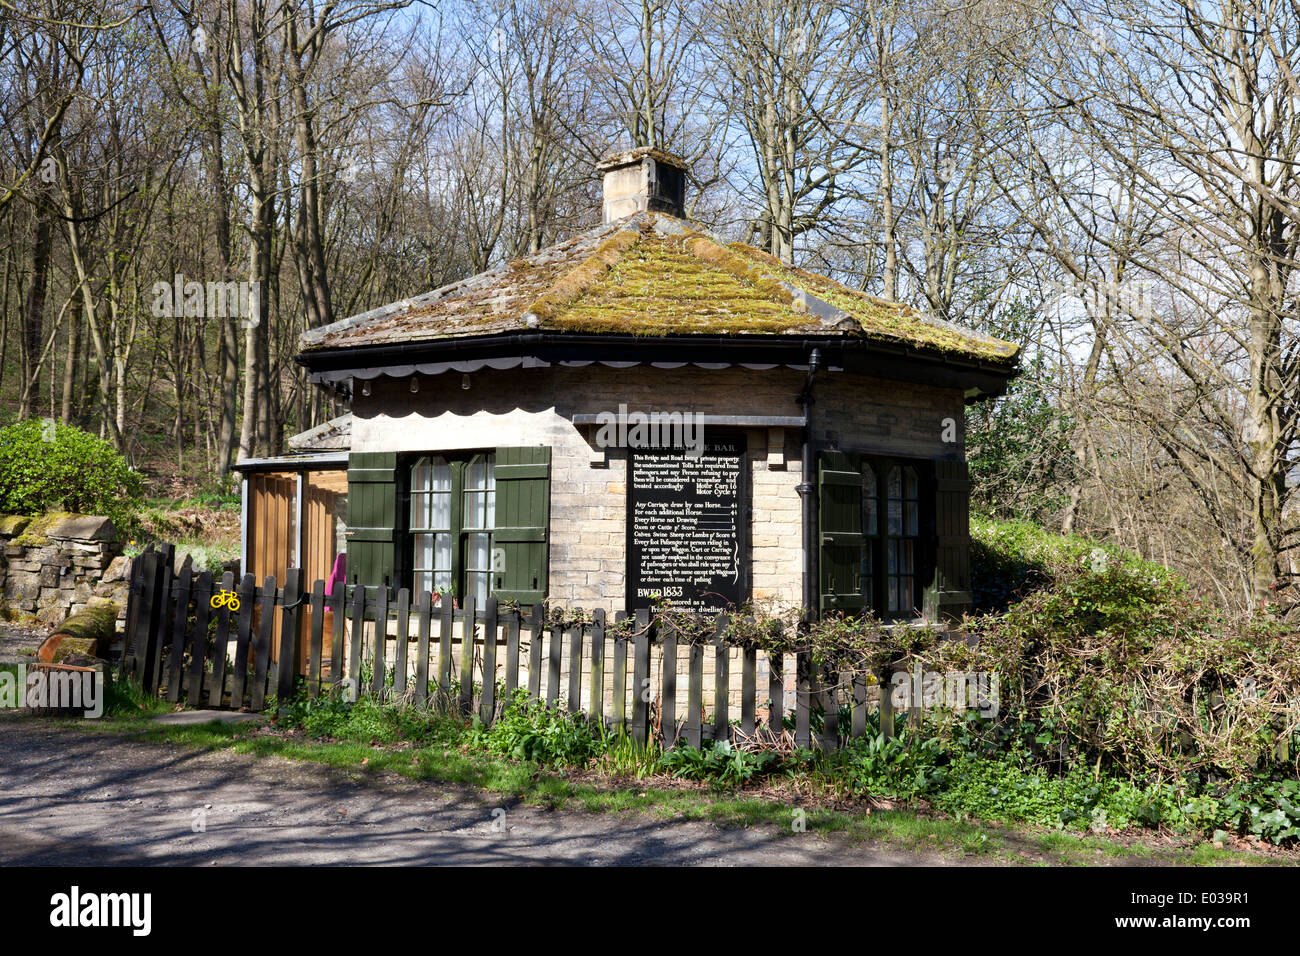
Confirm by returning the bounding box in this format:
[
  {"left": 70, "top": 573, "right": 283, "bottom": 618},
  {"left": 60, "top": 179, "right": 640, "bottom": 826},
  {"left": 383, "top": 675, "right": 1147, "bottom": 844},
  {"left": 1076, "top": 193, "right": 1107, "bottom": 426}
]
[
  {"left": 467, "top": 532, "right": 491, "bottom": 572},
  {"left": 435, "top": 532, "right": 452, "bottom": 572},
  {"left": 415, "top": 533, "right": 432, "bottom": 571},
  {"left": 430, "top": 491, "right": 450, "bottom": 529},
  {"left": 430, "top": 458, "right": 451, "bottom": 492},
  {"left": 464, "top": 490, "right": 482, "bottom": 529},
  {"left": 468, "top": 571, "right": 489, "bottom": 606},
  {"left": 905, "top": 501, "right": 918, "bottom": 536}
]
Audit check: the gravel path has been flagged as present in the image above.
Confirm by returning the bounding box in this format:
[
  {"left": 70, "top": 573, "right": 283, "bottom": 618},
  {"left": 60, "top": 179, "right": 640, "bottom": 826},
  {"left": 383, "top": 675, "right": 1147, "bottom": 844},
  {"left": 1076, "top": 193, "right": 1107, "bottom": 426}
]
[
  {"left": 0, "top": 715, "right": 964, "bottom": 866},
  {"left": 0, "top": 622, "right": 48, "bottom": 666}
]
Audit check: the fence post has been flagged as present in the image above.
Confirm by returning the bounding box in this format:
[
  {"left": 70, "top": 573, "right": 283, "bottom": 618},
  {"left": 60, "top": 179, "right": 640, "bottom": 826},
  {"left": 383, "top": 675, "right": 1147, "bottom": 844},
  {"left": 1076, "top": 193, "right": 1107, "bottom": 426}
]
[
  {"left": 631, "top": 608, "right": 651, "bottom": 745},
  {"left": 795, "top": 650, "right": 812, "bottom": 749},
  {"left": 879, "top": 658, "right": 896, "bottom": 739},
  {"left": 459, "top": 593, "right": 477, "bottom": 715},
  {"left": 480, "top": 596, "right": 498, "bottom": 725},
  {"left": 276, "top": 568, "right": 303, "bottom": 705},
  {"left": 134, "top": 550, "right": 166, "bottom": 690},
  {"left": 164, "top": 555, "right": 195, "bottom": 702},
  {"left": 147, "top": 544, "right": 176, "bottom": 689}
]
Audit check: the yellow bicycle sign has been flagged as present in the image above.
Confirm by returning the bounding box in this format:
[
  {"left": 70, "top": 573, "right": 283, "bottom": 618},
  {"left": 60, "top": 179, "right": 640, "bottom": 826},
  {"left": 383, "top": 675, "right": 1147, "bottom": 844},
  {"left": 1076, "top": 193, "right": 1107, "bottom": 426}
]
[{"left": 210, "top": 588, "right": 241, "bottom": 612}]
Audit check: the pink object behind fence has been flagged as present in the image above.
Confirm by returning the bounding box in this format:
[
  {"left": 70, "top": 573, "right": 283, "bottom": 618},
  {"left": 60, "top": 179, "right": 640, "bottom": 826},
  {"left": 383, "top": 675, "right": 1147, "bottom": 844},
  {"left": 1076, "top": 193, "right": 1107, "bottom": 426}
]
[{"left": 326, "top": 553, "right": 346, "bottom": 595}]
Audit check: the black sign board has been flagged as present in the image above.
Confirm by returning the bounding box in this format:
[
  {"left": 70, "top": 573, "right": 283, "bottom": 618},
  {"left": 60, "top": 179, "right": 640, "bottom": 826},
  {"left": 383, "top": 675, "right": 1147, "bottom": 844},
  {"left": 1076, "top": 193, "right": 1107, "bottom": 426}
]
[{"left": 627, "top": 436, "right": 748, "bottom": 615}]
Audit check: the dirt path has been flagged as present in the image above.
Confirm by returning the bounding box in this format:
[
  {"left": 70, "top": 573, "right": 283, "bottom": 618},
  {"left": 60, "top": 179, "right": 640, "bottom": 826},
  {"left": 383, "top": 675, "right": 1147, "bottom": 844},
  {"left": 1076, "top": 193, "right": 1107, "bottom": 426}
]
[{"left": 0, "top": 715, "right": 970, "bottom": 866}]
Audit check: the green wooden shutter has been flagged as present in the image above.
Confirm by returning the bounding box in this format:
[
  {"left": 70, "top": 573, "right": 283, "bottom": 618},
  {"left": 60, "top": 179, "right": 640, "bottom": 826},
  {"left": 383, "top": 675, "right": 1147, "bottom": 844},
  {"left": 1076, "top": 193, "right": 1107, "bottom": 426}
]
[
  {"left": 924, "top": 459, "right": 972, "bottom": 623},
  {"left": 347, "top": 451, "right": 398, "bottom": 592},
  {"left": 493, "top": 446, "right": 551, "bottom": 605},
  {"left": 819, "top": 450, "right": 865, "bottom": 611}
]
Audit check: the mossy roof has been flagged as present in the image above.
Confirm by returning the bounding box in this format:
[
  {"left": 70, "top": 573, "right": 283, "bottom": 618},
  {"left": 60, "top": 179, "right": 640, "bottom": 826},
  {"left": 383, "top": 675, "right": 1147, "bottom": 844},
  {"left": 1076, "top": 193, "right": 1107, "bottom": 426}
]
[{"left": 300, "top": 211, "right": 1019, "bottom": 365}]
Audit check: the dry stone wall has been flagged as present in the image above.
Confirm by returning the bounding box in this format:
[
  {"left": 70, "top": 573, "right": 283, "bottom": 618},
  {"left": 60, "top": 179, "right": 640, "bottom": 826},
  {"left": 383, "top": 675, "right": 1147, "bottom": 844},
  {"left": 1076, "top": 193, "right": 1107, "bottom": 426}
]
[{"left": 0, "top": 514, "right": 129, "bottom": 626}]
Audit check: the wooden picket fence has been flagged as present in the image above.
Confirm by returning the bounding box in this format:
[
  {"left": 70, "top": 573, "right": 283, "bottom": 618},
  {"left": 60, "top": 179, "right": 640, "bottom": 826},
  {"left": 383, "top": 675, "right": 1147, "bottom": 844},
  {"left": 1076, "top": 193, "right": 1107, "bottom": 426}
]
[{"left": 122, "top": 544, "right": 927, "bottom": 749}]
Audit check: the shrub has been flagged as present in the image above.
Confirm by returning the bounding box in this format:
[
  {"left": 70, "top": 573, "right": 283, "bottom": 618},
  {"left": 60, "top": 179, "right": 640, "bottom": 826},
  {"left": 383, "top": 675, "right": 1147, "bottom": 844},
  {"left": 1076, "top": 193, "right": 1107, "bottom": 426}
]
[
  {"left": 841, "top": 731, "right": 950, "bottom": 799},
  {"left": 473, "top": 690, "right": 604, "bottom": 767},
  {"left": 0, "top": 419, "right": 142, "bottom": 527}
]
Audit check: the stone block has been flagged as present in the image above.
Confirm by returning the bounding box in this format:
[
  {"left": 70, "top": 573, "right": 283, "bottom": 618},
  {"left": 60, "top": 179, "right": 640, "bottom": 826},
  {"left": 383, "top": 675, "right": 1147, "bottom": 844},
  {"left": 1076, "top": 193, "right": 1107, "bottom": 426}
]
[{"left": 45, "top": 515, "right": 117, "bottom": 543}]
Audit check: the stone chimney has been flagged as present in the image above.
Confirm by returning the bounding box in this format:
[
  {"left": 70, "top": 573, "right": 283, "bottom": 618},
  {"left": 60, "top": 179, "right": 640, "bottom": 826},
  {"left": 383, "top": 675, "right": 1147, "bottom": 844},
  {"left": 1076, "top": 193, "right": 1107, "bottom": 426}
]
[{"left": 596, "top": 147, "right": 687, "bottom": 222}]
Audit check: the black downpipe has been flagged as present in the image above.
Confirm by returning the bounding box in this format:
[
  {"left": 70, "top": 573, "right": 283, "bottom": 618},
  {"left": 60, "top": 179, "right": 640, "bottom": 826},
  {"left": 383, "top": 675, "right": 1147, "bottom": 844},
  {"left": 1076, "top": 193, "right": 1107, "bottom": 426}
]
[{"left": 797, "top": 349, "right": 822, "bottom": 622}]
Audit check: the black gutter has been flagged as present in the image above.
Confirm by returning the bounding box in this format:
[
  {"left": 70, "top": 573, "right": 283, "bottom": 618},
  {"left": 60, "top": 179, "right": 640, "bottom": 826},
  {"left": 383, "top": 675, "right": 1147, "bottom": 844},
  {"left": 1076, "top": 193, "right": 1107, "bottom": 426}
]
[
  {"left": 297, "top": 331, "right": 1019, "bottom": 401},
  {"left": 798, "top": 348, "right": 822, "bottom": 622}
]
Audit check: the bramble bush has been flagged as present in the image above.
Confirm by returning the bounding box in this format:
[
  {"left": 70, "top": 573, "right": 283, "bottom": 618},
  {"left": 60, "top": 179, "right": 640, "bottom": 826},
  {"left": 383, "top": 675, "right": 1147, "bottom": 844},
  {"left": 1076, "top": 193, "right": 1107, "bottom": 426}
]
[{"left": 0, "top": 419, "right": 142, "bottom": 528}]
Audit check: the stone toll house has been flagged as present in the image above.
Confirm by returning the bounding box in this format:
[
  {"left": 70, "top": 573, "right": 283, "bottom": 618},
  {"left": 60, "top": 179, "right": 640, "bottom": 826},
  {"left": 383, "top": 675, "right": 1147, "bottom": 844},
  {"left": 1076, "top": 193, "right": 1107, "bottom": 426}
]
[{"left": 238, "top": 147, "right": 1021, "bottom": 630}]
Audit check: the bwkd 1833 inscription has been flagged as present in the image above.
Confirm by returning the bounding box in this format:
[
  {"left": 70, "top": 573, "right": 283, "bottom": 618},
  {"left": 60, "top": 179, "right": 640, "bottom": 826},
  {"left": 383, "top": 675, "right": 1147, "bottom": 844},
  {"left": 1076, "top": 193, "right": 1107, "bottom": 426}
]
[{"left": 627, "top": 436, "right": 748, "bottom": 614}]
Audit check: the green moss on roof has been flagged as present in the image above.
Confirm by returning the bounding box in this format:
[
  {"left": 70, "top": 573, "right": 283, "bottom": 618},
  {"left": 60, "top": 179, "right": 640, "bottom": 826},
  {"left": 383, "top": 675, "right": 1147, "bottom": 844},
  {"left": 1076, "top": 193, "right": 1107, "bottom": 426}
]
[
  {"left": 303, "top": 210, "right": 1021, "bottom": 365},
  {"left": 728, "top": 242, "right": 1020, "bottom": 362},
  {"left": 543, "top": 228, "right": 810, "bottom": 335}
]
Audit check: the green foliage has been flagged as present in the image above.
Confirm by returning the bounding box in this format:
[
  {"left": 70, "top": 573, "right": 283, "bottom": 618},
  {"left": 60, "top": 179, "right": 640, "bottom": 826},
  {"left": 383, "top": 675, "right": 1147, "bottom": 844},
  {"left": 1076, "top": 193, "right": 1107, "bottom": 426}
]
[
  {"left": 469, "top": 689, "right": 604, "bottom": 767},
  {"left": 1217, "top": 778, "right": 1300, "bottom": 844},
  {"left": 661, "top": 740, "right": 778, "bottom": 785},
  {"left": 965, "top": 326, "right": 1074, "bottom": 527},
  {"left": 0, "top": 419, "right": 142, "bottom": 527},
  {"left": 276, "top": 690, "right": 455, "bottom": 745},
  {"left": 840, "top": 731, "right": 950, "bottom": 799}
]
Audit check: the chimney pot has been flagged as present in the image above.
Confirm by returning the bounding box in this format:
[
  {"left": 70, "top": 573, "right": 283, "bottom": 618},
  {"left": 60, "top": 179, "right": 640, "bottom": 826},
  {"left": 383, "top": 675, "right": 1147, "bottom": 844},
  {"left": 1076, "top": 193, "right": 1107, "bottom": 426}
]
[{"left": 596, "top": 147, "right": 687, "bottom": 222}]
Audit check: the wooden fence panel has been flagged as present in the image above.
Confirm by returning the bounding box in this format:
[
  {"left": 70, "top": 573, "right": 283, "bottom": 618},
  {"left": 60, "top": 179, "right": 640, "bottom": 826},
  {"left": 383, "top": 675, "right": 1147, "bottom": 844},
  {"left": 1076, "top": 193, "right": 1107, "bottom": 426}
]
[
  {"left": 164, "top": 555, "right": 194, "bottom": 703},
  {"left": 685, "top": 639, "right": 702, "bottom": 749},
  {"left": 186, "top": 572, "right": 214, "bottom": 706},
  {"left": 438, "top": 596, "right": 454, "bottom": 696},
  {"left": 250, "top": 575, "right": 277, "bottom": 711},
  {"left": 795, "top": 651, "right": 812, "bottom": 749},
  {"left": 274, "top": 568, "right": 302, "bottom": 704},
  {"left": 208, "top": 571, "right": 236, "bottom": 708},
  {"left": 459, "top": 594, "right": 477, "bottom": 715},
  {"left": 415, "top": 590, "right": 432, "bottom": 706},
  {"left": 308, "top": 578, "right": 326, "bottom": 697},
  {"left": 504, "top": 607, "right": 521, "bottom": 698},
  {"left": 661, "top": 622, "right": 677, "bottom": 745},
  {"left": 567, "top": 616, "right": 583, "bottom": 715},
  {"left": 371, "top": 586, "right": 389, "bottom": 698},
  {"left": 122, "top": 553, "right": 955, "bottom": 738},
  {"left": 611, "top": 611, "right": 628, "bottom": 734},
  {"left": 631, "top": 609, "right": 650, "bottom": 745},
  {"left": 741, "top": 644, "right": 756, "bottom": 736},
  {"left": 712, "top": 614, "right": 729, "bottom": 743},
  {"left": 480, "top": 597, "right": 498, "bottom": 724},
  {"left": 546, "top": 621, "right": 562, "bottom": 709},
  {"left": 394, "top": 588, "right": 411, "bottom": 698},
  {"left": 348, "top": 585, "right": 366, "bottom": 699},
  {"left": 329, "top": 581, "right": 346, "bottom": 690},
  {"left": 589, "top": 610, "right": 605, "bottom": 727},
  {"left": 230, "top": 575, "right": 258, "bottom": 708}
]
